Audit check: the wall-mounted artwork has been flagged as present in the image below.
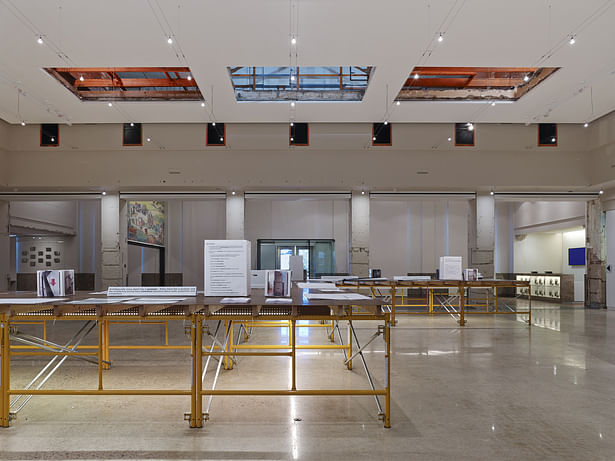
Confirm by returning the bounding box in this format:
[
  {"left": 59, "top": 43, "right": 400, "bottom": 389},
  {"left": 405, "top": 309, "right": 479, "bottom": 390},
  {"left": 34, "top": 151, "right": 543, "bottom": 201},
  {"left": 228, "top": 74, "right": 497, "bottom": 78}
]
[
  {"left": 30, "top": 247, "right": 36, "bottom": 252},
  {"left": 45, "top": 262, "right": 51, "bottom": 267},
  {"left": 54, "top": 251, "right": 60, "bottom": 256},
  {"left": 54, "top": 258, "right": 61, "bottom": 263},
  {"left": 38, "top": 251, "right": 43, "bottom": 256},
  {"left": 46, "top": 247, "right": 52, "bottom": 252},
  {"left": 29, "top": 262, "right": 35, "bottom": 267},
  {"left": 38, "top": 258, "right": 43, "bottom": 263},
  {"left": 30, "top": 254, "right": 36, "bottom": 260},
  {"left": 22, "top": 251, "right": 28, "bottom": 256},
  {"left": 21, "top": 258, "right": 28, "bottom": 263},
  {"left": 128, "top": 201, "right": 166, "bottom": 247}
]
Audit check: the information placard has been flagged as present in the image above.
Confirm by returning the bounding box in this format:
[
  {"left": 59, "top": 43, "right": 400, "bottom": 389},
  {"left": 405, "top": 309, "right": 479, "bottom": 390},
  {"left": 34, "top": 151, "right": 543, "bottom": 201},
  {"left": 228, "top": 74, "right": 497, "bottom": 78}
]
[
  {"left": 439, "top": 256, "right": 463, "bottom": 280},
  {"left": 204, "top": 240, "right": 251, "bottom": 296},
  {"left": 107, "top": 286, "right": 197, "bottom": 297}
]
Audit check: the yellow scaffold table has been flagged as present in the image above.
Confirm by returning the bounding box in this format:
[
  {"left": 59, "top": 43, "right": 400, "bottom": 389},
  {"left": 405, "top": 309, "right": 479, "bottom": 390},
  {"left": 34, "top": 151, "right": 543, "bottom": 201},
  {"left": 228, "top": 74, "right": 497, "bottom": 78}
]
[
  {"left": 336, "top": 278, "right": 531, "bottom": 326},
  {"left": 0, "top": 288, "right": 390, "bottom": 429}
]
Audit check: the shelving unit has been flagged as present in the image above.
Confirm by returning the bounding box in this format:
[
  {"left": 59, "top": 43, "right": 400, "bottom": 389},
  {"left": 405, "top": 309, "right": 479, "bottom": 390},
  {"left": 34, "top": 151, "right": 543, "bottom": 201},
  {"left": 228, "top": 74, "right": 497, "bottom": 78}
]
[{"left": 515, "top": 273, "right": 574, "bottom": 302}]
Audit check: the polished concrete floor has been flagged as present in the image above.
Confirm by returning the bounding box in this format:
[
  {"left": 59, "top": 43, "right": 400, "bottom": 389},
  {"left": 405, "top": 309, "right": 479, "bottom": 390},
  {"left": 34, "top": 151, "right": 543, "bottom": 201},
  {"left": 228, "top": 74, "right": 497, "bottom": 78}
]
[{"left": 1, "top": 301, "right": 615, "bottom": 460}]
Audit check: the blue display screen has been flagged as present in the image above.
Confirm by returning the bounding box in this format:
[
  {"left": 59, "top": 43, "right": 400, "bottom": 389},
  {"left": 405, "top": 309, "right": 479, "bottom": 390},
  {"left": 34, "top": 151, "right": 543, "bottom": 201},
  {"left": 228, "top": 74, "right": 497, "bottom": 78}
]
[{"left": 568, "top": 247, "right": 585, "bottom": 266}]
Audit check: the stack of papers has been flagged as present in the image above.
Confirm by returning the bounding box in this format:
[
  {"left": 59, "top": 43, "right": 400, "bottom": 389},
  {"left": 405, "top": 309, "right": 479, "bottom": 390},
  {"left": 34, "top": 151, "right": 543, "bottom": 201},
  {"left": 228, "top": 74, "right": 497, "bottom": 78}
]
[
  {"left": 296, "top": 282, "right": 338, "bottom": 290},
  {"left": 68, "top": 297, "right": 135, "bottom": 304},
  {"left": 122, "top": 297, "right": 187, "bottom": 304},
  {"left": 220, "top": 297, "right": 251, "bottom": 304},
  {"left": 0, "top": 298, "right": 68, "bottom": 304},
  {"left": 265, "top": 298, "right": 293, "bottom": 304},
  {"left": 304, "top": 293, "right": 371, "bottom": 301}
]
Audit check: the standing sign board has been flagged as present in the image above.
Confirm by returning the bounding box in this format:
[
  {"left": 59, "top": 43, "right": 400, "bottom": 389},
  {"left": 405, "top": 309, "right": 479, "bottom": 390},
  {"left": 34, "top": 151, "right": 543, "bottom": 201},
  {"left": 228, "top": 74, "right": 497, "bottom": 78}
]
[{"left": 204, "top": 240, "right": 251, "bottom": 296}]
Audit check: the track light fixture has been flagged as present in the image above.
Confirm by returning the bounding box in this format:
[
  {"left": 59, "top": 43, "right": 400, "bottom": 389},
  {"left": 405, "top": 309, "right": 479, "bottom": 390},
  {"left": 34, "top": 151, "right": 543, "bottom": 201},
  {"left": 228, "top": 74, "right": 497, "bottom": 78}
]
[
  {"left": 551, "top": 137, "right": 556, "bottom": 143},
  {"left": 79, "top": 75, "right": 84, "bottom": 82},
  {"left": 108, "top": 102, "right": 113, "bottom": 107},
  {"left": 290, "top": 101, "right": 295, "bottom": 107},
  {"left": 212, "top": 122, "right": 216, "bottom": 126},
  {"left": 290, "top": 137, "right": 294, "bottom": 141},
  {"left": 21, "top": 121, "right": 26, "bottom": 126},
  {"left": 467, "top": 122, "right": 474, "bottom": 131},
  {"left": 37, "top": 36, "right": 43, "bottom": 44},
  {"left": 50, "top": 137, "right": 55, "bottom": 142},
  {"left": 291, "top": 36, "right": 297, "bottom": 45},
  {"left": 414, "top": 73, "right": 419, "bottom": 80},
  {"left": 290, "top": 122, "right": 294, "bottom": 126},
  {"left": 130, "top": 122, "right": 134, "bottom": 127},
  {"left": 395, "top": 101, "right": 400, "bottom": 106},
  {"left": 372, "top": 136, "right": 377, "bottom": 141},
  {"left": 523, "top": 75, "right": 530, "bottom": 82},
  {"left": 584, "top": 122, "right": 589, "bottom": 128},
  {"left": 384, "top": 120, "right": 388, "bottom": 125},
  {"left": 569, "top": 36, "right": 576, "bottom": 45},
  {"left": 201, "top": 102, "right": 205, "bottom": 107},
  {"left": 102, "top": 191, "right": 107, "bottom": 196},
  {"left": 447, "top": 137, "right": 452, "bottom": 142},
  {"left": 167, "top": 36, "right": 173, "bottom": 44},
  {"left": 599, "top": 189, "right": 604, "bottom": 195},
  {"left": 437, "top": 33, "right": 444, "bottom": 43},
  {"left": 219, "top": 137, "right": 224, "bottom": 142},
  {"left": 490, "top": 190, "right": 495, "bottom": 196},
  {"left": 232, "top": 190, "right": 236, "bottom": 196},
  {"left": 187, "top": 75, "right": 192, "bottom": 81},
  {"left": 146, "top": 137, "right": 151, "bottom": 142}
]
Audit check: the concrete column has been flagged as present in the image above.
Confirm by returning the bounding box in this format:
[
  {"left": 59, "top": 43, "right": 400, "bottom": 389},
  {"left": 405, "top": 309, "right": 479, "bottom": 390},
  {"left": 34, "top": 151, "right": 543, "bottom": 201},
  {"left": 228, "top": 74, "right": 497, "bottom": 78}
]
[
  {"left": 226, "top": 192, "right": 245, "bottom": 240},
  {"left": 0, "top": 201, "right": 9, "bottom": 291},
  {"left": 351, "top": 191, "right": 369, "bottom": 277},
  {"left": 101, "top": 193, "right": 124, "bottom": 288},
  {"left": 469, "top": 193, "right": 495, "bottom": 278},
  {"left": 585, "top": 199, "right": 606, "bottom": 308}
]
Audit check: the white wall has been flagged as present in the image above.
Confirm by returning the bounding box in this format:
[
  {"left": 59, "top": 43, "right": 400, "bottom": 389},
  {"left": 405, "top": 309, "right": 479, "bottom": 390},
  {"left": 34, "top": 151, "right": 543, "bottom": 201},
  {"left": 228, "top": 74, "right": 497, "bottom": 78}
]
[
  {"left": 495, "top": 202, "right": 514, "bottom": 274},
  {"left": 514, "top": 233, "right": 563, "bottom": 273},
  {"left": 369, "top": 199, "right": 469, "bottom": 276},
  {"left": 10, "top": 201, "right": 77, "bottom": 235},
  {"left": 606, "top": 210, "right": 615, "bottom": 309},
  {"left": 561, "top": 229, "right": 586, "bottom": 302},
  {"left": 514, "top": 201, "right": 585, "bottom": 232},
  {"left": 245, "top": 198, "right": 350, "bottom": 273}
]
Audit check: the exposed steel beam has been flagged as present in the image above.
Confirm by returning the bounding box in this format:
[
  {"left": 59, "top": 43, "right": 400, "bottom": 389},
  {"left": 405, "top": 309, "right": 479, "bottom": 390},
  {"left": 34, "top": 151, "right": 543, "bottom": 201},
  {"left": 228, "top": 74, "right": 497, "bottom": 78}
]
[{"left": 75, "top": 78, "right": 197, "bottom": 88}]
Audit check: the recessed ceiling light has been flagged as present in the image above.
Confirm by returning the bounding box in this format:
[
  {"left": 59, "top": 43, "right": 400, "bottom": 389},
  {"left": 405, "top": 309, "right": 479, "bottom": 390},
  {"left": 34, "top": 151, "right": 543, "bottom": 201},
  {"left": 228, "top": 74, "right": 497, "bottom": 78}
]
[
  {"left": 50, "top": 137, "right": 55, "bottom": 142},
  {"left": 569, "top": 36, "right": 576, "bottom": 45},
  {"left": 21, "top": 121, "right": 26, "bottom": 126},
  {"left": 467, "top": 123, "right": 474, "bottom": 131},
  {"left": 130, "top": 122, "right": 134, "bottom": 127},
  {"left": 396, "top": 101, "right": 400, "bottom": 106},
  {"left": 146, "top": 137, "right": 151, "bottom": 142},
  {"left": 200, "top": 102, "right": 205, "bottom": 107},
  {"left": 290, "top": 122, "right": 294, "bottom": 126},
  {"left": 584, "top": 122, "right": 589, "bottom": 128},
  {"left": 212, "top": 122, "right": 216, "bottom": 126},
  {"left": 187, "top": 75, "right": 192, "bottom": 81},
  {"left": 290, "top": 101, "right": 295, "bottom": 107},
  {"left": 437, "top": 33, "right": 444, "bottom": 43},
  {"left": 108, "top": 102, "right": 112, "bottom": 107},
  {"left": 102, "top": 191, "right": 107, "bottom": 196},
  {"left": 384, "top": 120, "right": 388, "bottom": 125},
  {"left": 372, "top": 136, "right": 377, "bottom": 141},
  {"left": 491, "top": 102, "right": 496, "bottom": 106},
  {"left": 219, "top": 137, "right": 224, "bottom": 142},
  {"left": 79, "top": 75, "right": 84, "bottom": 82},
  {"left": 37, "top": 36, "right": 43, "bottom": 44},
  {"left": 290, "top": 137, "right": 294, "bottom": 141},
  {"left": 523, "top": 75, "right": 530, "bottom": 82},
  {"left": 414, "top": 73, "right": 419, "bottom": 79},
  {"left": 291, "top": 37, "right": 297, "bottom": 45},
  {"left": 447, "top": 137, "right": 452, "bottom": 142},
  {"left": 167, "top": 36, "right": 173, "bottom": 44}
]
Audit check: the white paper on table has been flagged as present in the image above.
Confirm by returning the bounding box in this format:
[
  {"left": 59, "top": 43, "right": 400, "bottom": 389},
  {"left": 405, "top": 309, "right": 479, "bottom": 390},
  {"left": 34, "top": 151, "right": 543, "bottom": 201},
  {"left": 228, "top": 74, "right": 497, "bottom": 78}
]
[
  {"left": 0, "top": 298, "right": 68, "bottom": 304},
  {"left": 220, "top": 297, "right": 251, "bottom": 304},
  {"left": 304, "top": 293, "right": 371, "bottom": 301},
  {"left": 122, "top": 297, "right": 188, "bottom": 304},
  {"left": 68, "top": 297, "right": 135, "bottom": 304},
  {"left": 265, "top": 298, "right": 293, "bottom": 304},
  {"left": 296, "top": 282, "right": 338, "bottom": 289},
  {"left": 89, "top": 291, "right": 108, "bottom": 295}
]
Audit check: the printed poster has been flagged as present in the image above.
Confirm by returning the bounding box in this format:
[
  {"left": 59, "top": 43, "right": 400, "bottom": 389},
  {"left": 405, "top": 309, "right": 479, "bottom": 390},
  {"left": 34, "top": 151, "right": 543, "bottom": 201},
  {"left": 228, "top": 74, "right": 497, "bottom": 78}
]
[{"left": 128, "top": 201, "right": 166, "bottom": 246}]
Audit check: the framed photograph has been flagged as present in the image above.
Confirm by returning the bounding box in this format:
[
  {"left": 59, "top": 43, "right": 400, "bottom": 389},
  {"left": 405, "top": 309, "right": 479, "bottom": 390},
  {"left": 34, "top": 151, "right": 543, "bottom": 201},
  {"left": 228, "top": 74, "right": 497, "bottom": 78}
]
[
  {"left": 30, "top": 246, "right": 36, "bottom": 251},
  {"left": 45, "top": 247, "right": 52, "bottom": 252},
  {"left": 22, "top": 250, "right": 28, "bottom": 256},
  {"left": 38, "top": 251, "right": 43, "bottom": 256},
  {"left": 46, "top": 254, "right": 51, "bottom": 259},
  {"left": 54, "top": 258, "right": 61, "bottom": 263},
  {"left": 21, "top": 258, "right": 28, "bottom": 263},
  {"left": 38, "top": 258, "right": 43, "bottom": 263},
  {"left": 30, "top": 254, "right": 36, "bottom": 259},
  {"left": 29, "top": 262, "right": 35, "bottom": 267},
  {"left": 54, "top": 251, "right": 60, "bottom": 256},
  {"left": 45, "top": 262, "right": 51, "bottom": 267}
]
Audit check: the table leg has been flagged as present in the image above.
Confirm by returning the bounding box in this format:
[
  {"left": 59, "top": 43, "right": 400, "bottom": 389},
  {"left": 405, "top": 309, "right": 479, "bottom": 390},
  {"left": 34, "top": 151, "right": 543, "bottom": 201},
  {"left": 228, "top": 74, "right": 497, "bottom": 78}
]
[
  {"left": 190, "top": 315, "right": 203, "bottom": 428},
  {"left": 384, "top": 314, "right": 391, "bottom": 428},
  {"left": 0, "top": 315, "right": 10, "bottom": 427}
]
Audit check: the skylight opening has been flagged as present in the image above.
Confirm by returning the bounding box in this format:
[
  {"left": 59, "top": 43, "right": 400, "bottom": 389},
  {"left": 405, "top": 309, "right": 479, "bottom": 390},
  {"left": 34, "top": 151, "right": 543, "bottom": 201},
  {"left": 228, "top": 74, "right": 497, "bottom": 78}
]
[{"left": 229, "top": 66, "right": 373, "bottom": 102}]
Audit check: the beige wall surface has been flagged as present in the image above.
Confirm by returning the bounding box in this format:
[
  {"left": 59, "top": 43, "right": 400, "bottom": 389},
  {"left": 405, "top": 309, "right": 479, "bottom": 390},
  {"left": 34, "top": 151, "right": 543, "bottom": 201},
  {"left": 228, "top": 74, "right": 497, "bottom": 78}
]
[{"left": 1, "top": 122, "right": 594, "bottom": 191}]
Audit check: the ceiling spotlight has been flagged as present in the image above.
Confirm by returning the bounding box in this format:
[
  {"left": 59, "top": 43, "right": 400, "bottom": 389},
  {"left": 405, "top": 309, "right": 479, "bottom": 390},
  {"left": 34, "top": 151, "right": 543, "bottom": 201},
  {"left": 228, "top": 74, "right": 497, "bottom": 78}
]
[
  {"left": 551, "top": 137, "right": 556, "bottom": 142},
  {"left": 102, "top": 191, "right": 107, "bottom": 196},
  {"left": 584, "top": 122, "right": 589, "bottom": 128},
  {"left": 130, "top": 122, "right": 134, "bottom": 127},
  {"left": 146, "top": 137, "right": 151, "bottom": 142},
  {"left": 467, "top": 123, "right": 474, "bottom": 131},
  {"left": 599, "top": 189, "right": 604, "bottom": 195},
  {"left": 231, "top": 190, "right": 236, "bottom": 196},
  {"left": 491, "top": 101, "right": 496, "bottom": 106},
  {"left": 414, "top": 73, "right": 419, "bottom": 80},
  {"left": 167, "top": 36, "right": 173, "bottom": 44},
  {"left": 20, "top": 121, "right": 26, "bottom": 126},
  {"left": 37, "top": 36, "right": 43, "bottom": 44},
  {"left": 290, "top": 137, "right": 294, "bottom": 141},
  {"left": 569, "top": 36, "right": 575, "bottom": 45},
  {"left": 372, "top": 136, "right": 377, "bottom": 141},
  {"left": 490, "top": 190, "right": 494, "bottom": 196},
  {"left": 290, "top": 122, "right": 294, "bottom": 126},
  {"left": 523, "top": 75, "right": 530, "bottom": 82},
  {"left": 187, "top": 75, "right": 192, "bottom": 81},
  {"left": 291, "top": 36, "right": 297, "bottom": 45},
  {"left": 384, "top": 120, "right": 388, "bottom": 125},
  {"left": 219, "top": 137, "right": 224, "bottom": 142},
  {"left": 79, "top": 75, "right": 84, "bottom": 82},
  {"left": 361, "top": 190, "right": 365, "bottom": 195},
  {"left": 108, "top": 102, "right": 113, "bottom": 107},
  {"left": 50, "top": 137, "right": 55, "bottom": 142},
  {"left": 437, "top": 33, "right": 444, "bottom": 43},
  {"left": 290, "top": 75, "right": 295, "bottom": 82},
  {"left": 212, "top": 122, "right": 216, "bottom": 126},
  {"left": 396, "top": 101, "right": 400, "bottom": 106},
  {"left": 290, "top": 101, "right": 295, "bottom": 107},
  {"left": 201, "top": 102, "right": 205, "bottom": 107},
  {"left": 447, "top": 137, "right": 452, "bottom": 142}
]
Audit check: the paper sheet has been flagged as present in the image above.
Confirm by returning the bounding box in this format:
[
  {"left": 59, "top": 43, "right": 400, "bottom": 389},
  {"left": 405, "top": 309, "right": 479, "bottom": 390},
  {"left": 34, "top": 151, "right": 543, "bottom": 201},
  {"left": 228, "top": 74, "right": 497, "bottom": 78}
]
[
  {"left": 121, "top": 297, "right": 188, "bottom": 304},
  {"left": 89, "top": 291, "right": 108, "bottom": 295},
  {"left": 68, "top": 297, "right": 135, "bottom": 304},
  {"left": 220, "top": 297, "right": 251, "bottom": 304},
  {"left": 296, "top": 282, "right": 338, "bottom": 290},
  {"left": 265, "top": 298, "right": 293, "bottom": 304},
  {"left": 0, "top": 298, "right": 68, "bottom": 304},
  {"left": 304, "top": 293, "right": 371, "bottom": 301}
]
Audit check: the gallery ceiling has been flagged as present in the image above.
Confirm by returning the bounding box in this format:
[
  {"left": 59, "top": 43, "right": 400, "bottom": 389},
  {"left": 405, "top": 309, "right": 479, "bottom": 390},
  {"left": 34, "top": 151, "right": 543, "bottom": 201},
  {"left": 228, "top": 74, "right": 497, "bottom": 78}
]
[{"left": 1, "top": 0, "right": 614, "bottom": 125}]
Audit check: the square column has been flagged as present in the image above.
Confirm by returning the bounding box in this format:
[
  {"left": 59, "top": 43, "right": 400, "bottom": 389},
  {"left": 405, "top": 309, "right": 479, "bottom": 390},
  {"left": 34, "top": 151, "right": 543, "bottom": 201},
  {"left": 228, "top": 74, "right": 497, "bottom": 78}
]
[
  {"left": 226, "top": 192, "right": 245, "bottom": 240},
  {"left": 351, "top": 191, "right": 369, "bottom": 277}
]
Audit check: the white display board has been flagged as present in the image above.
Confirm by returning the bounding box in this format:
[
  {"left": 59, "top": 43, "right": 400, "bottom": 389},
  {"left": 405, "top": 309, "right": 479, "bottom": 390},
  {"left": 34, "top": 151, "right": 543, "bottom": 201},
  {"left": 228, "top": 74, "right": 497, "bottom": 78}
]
[
  {"left": 289, "top": 255, "right": 304, "bottom": 281},
  {"left": 37, "top": 270, "right": 74, "bottom": 297},
  {"left": 439, "top": 256, "right": 463, "bottom": 280},
  {"left": 204, "top": 240, "right": 251, "bottom": 296}
]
